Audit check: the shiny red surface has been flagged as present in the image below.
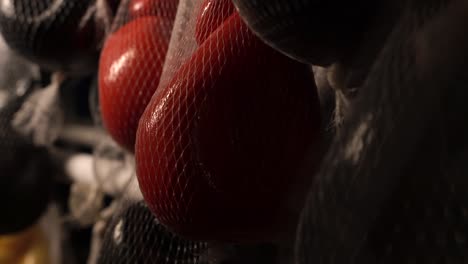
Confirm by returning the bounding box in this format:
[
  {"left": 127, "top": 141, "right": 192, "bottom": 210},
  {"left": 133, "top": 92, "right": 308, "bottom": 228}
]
[
  {"left": 135, "top": 13, "right": 322, "bottom": 242},
  {"left": 99, "top": 17, "right": 171, "bottom": 151}
]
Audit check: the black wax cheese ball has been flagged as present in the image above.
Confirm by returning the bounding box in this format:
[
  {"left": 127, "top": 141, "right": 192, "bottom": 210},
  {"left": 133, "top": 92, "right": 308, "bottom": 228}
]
[
  {"left": 0, "top": 0, "right": 101, "bottom": 75},
  {"left": 231, "top": 0, "right": 379, "bottom": 66},
  {"left": 98, "top": 201, "right": 207, "bottom": 264}
]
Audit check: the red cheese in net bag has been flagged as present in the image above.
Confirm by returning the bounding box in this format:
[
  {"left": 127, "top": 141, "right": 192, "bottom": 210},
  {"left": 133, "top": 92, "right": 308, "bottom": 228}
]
[
  {"left": 129, "top": 0, "right": 179, "bottom": 20},
  {"left": 195, "top": 0, "right": 235, "bottom": 44},
  {"left": 135, "top": 12, "right": 321, "bottom": 242},
  {"left": 99, "top": 17, "right": 171, "bottom": 151}
]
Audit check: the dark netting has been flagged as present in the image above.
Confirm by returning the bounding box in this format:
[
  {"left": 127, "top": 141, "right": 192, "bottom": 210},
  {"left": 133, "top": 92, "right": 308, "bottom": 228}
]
[
  {"left": 0, "top": 0, "right": 102, "bottom": 75},
  {"left": 0, "top": 0, "right": 467, "bottom": 263},
  {"left": 98, "top": 201, "right": 208, "bottom": 264},
  {"left": 231, "top": 0, "right": 468, "bottom": 263}
]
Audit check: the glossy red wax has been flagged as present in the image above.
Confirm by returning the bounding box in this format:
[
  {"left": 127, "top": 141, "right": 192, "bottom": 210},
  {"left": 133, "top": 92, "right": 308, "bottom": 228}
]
[
  {"left": 99, "top": 17, "right": 171, "bottom": 151},
  {"left": 135, "top": 13, "right": 322, "bottom": 242},
  {"left": 194, "top": 0, "right": 235, "bottom": 44}
]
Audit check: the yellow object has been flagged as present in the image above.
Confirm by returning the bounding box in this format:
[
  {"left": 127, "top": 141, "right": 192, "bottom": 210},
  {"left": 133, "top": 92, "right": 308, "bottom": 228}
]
[{"left": 0, "top": 224, "right": 50, "bottom": 264}]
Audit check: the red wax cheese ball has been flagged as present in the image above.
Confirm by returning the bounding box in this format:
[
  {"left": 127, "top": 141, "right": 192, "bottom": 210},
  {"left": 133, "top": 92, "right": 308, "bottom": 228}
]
[
  {"left": 129, "top": 0, "right": 179, "bottom": 21},
  {"left": 135, "top": 13, "right": 321, "bottom": 243},
  {"left": 195, "top": 0, "right": 236, "bottom": 44},
  {"left": 99, "top": 17, "right": 171, "bottom": 152}
]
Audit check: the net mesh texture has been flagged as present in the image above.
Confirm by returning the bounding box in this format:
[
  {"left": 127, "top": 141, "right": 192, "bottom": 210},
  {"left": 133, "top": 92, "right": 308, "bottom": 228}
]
[{"left": 0, "top": 0, "right": 467, "bottom": 264}]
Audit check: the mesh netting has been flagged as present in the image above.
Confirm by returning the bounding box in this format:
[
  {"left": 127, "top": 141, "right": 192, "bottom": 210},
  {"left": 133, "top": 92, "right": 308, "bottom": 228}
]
[
  {"left": 96, "top": 0, "right": 320, "bottom": 262},
  {"left": 134, "top": 8, "right": 320, "bottom": 243},
  {"left": 98, "top": 201, "right": 207, "bottom": 264},
  {"left": 0, "top": 0, "right": 468, "bottom": 263},
  {"left": 98, "top": 0, "right": 468, "bottom": 263},
  {"left": 0, "top": 0, "right": 102, "bottom": 75}
]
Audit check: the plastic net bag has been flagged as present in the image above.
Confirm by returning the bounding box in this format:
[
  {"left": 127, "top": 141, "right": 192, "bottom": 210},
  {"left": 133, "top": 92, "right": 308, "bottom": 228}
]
[
  {"left": 1, "top": 0, "right": 468, "bottom": 263},
  {"left": 97, "top": 0, "right": 468, "bottom": 263},
  {"left": 231, "top": 1, "right": 468, "bottom": 263},
  {"left": 95, "top": 0, "right": 322, "bottom": 263}
]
